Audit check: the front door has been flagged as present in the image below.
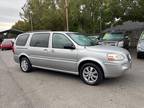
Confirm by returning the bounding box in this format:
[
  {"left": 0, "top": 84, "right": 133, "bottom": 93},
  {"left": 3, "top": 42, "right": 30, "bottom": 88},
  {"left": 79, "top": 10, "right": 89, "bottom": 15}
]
[{"left": 48, "top": 33, "right": 78, "bottom": 72}]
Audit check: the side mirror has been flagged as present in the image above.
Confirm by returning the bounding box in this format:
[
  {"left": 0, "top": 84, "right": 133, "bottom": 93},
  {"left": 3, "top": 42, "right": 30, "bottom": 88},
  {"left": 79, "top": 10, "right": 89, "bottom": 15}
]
[{"left": 64, "top": 44, "right": 75, "bottom": 49}]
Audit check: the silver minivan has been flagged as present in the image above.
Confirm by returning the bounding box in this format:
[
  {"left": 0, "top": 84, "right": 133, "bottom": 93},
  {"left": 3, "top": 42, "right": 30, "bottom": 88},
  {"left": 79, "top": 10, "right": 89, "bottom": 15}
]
[
  {"left": 13, "top": 31, "right": 131, "bottom": 85},
  {"left": 137, "top": 32, "right": 144, "bottom": 58}
]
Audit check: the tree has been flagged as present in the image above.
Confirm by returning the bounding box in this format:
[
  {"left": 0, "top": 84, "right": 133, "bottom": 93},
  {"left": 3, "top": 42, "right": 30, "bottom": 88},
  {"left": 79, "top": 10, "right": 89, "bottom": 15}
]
[
  {"left": 12, "top": 0, "right": 144, "bottom": 34},
  {"left": 12, "top": 20, "right": 30, "bottom": 31}
]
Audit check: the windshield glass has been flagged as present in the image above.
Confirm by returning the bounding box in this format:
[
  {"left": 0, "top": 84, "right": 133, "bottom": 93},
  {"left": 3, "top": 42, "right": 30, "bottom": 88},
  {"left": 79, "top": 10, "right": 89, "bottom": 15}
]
[
  {"left": 67, "top": 33, "right": 94, "bottom": 46},
  {"left": 103, "top": 33, "right": 124, "bottom": 41},
  {"left": 140, "top": 32, "right": 144, "bottom": 40},
  {"left": 2, "top": 40, "right": 11, "bottom": 44},
  {"left": 89, "top": 36, "right": 98, "bottom": 41}
]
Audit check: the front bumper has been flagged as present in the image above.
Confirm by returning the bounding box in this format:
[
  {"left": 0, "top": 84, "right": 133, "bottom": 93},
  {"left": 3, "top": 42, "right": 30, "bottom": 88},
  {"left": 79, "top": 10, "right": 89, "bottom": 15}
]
[{"left": 104, "top": 60, "right": 131, "bottom": 78}]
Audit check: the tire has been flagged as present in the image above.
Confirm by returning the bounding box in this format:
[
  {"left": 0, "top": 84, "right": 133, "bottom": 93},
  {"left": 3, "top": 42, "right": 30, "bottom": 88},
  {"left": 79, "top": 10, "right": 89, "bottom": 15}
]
[
  {"left": 20, "top": 57, "right": 32, "bottom": 73},
  {"left": 137, "top": 52, "right": 141, "bottom": 59},
  {"left": 79, "top": 63, "right": 103, "bottom": 85}
]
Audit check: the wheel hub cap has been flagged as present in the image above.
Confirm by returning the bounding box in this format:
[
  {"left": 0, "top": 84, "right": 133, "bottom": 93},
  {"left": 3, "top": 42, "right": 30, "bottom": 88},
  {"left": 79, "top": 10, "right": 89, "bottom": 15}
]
[
  {"left": 21, "top": 60, "right": 28, "bottom": 71},
  {"left": 83, "top": 66, "right": 98, "bottom": 84}
]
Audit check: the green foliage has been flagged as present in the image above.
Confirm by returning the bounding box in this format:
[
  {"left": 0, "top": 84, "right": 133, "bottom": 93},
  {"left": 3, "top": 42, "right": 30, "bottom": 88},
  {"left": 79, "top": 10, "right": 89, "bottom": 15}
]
[
  {"left": 12, "top": 20, "right": 30, "bottom": 31},
  {"left": 12, "top": 0, "right": 144, "bottom": 34}
]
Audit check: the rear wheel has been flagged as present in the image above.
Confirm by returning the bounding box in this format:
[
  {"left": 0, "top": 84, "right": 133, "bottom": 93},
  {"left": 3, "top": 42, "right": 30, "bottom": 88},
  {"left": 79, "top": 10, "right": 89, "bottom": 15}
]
[
  {"left": 20, "top": 57, "right": 32, "bottom": 72},
  {"left": 80, "top": 63, "right": 103, "bottom": 85}
]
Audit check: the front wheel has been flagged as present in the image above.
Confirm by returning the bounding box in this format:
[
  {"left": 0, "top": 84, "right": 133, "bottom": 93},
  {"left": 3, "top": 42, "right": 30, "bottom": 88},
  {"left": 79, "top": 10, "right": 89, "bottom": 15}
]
[
  {"left": 137, "top": 52, "right": 142, "bottom": 59},
  {"left": 80, "top": 63, "right": 103, "bottom": 85},
  {"left": 20, "top": 57, "right": 32, "bottom": 72}
]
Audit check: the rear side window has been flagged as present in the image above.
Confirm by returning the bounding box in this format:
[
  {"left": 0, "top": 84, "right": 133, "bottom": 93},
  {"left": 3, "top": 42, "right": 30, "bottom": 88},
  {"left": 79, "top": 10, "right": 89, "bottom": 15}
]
[
  {"left": 16, "top": 34, "right": 29, "bottom": 46},
  {"left": 30, "top": 33, "right": 50, "bottom": 48}
]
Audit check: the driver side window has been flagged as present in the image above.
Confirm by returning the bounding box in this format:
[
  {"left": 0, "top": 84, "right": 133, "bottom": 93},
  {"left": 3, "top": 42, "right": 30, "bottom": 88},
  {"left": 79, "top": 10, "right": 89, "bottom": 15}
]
[{"left": 52, "top": 33, "right": 73, "bottom": 49}]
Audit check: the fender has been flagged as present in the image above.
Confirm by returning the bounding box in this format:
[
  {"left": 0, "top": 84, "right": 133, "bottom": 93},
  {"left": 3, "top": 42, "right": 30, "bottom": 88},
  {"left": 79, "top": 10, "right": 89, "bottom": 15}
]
[
  {"left": 18, "top": 53, "right": 30, "bottom": 61},
  {"left": 77, "top": 57, "right": 107, "bottom": 73}
]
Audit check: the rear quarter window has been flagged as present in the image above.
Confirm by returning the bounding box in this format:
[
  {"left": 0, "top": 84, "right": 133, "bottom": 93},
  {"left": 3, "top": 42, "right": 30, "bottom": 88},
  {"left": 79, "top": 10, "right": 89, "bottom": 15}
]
[{"left": 16, "top": 34, "right": 29, "bottom": 46}]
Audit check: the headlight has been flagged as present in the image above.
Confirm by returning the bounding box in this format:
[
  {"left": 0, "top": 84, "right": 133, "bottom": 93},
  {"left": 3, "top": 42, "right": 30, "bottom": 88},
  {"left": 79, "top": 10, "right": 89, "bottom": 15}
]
[
  {"left": 118, "top": 41, "right": 124, "bottom": 47},
  {"left": 107, "top": 53, "right": 125, "bottom": 61}
]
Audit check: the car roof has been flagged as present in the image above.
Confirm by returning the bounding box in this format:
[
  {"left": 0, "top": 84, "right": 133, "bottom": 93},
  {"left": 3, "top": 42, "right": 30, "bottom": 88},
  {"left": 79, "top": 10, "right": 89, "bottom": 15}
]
[{"left": 23, "top": 31, "right": 77, "bottom": 34}]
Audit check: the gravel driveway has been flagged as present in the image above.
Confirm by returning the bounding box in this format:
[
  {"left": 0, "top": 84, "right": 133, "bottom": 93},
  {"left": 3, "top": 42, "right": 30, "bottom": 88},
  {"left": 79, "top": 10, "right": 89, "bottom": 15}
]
[{"left": 0, "top": 50, "right": 144, "bottom": 108}]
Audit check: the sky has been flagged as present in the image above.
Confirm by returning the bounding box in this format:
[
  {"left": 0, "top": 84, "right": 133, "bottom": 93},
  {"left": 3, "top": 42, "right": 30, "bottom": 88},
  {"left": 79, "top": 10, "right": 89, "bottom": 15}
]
[{"left": 0, "top": 0, "right": 26, "bottom": 31}]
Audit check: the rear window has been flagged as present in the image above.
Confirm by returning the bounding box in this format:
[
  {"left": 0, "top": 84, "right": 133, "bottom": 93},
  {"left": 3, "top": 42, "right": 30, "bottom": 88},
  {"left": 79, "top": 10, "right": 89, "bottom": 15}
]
[
  {"left": 2, "top": 40, "right": 11, "bottom": 44},
  {"left": 30, "top": 33, "right": 50, "bottom": 48},
  {"left": 2, "top": 39, "right": 15, "bottom": 44},
  {"left": 16, "top": 34, "right": 29, "bottom": 46}
]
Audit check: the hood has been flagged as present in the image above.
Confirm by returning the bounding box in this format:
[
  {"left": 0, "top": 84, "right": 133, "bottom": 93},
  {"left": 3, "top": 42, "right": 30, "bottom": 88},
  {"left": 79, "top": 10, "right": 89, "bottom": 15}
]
[{"left": 86, "top": 45, "right": 129, "bottom": 54}]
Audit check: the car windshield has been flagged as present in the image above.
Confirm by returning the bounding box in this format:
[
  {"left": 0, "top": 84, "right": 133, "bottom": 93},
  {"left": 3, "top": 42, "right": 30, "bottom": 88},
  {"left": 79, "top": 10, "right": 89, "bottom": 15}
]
[
  {"left": 103, "top": 33, "right": 124, "bottom": 41},
  {"left": 140, "top": 32, "right": 144, "bottom": 40},
  {"left": 67, "top": 33, "right": 95, "bottom": 46},
  {"left": 89, "top": 36, "right": 98, "bottom": 40}
]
